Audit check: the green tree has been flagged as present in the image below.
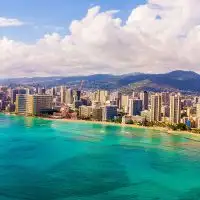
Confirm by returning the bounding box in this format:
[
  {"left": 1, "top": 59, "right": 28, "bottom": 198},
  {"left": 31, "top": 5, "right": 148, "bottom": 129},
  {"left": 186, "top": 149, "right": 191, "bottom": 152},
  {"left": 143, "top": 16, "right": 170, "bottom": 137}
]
[
  {"left": 168, "top": 124, "right": 177, "bottom": 131},
  {"left": 114, "top": 117, "right": 122, "bottom": 124},
  {"left": 126, "top": 119, "right": 134, "bottom": 124},
  {"left": 176, "top": 123, "right": 187, "bottom": 131}
]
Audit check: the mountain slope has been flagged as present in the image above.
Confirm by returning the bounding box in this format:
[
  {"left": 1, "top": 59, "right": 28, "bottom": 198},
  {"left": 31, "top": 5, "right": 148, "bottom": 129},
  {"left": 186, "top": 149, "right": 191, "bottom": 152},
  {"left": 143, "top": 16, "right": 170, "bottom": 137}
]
[
  {"left": 119, "top": 70, "right": 200, "bottom": 92},
  {"left": 1, "top": 70, "right": 200, "bottom": 92}
]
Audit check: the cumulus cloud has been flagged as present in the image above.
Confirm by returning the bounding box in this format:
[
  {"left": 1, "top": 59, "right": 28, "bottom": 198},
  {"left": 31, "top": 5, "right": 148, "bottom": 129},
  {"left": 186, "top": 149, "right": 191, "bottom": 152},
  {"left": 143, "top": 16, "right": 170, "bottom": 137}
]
[
  {"left": 0, "top": 17, "right": 24, "bottom": 27},
  {"left": 1, "top": 0, "right": 200, "bottom": 77}
]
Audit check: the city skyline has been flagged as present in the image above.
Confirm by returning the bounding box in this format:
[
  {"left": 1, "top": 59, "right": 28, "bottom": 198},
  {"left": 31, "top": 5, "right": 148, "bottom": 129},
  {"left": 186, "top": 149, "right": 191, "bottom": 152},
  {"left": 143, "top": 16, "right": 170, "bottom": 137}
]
[
  {"left": 2, "top": 85, "right": 200, "bottom": 131},
  {"left": 1, "top": 0, "right": 200, "bottom": 77}
]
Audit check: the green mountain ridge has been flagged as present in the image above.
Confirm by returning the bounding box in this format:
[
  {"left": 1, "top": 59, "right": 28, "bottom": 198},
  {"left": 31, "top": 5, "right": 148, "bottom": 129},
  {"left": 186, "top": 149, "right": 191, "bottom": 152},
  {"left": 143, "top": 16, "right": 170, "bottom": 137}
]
[{"left": 1, "top": 70, "right": 200, "bottom": 93}]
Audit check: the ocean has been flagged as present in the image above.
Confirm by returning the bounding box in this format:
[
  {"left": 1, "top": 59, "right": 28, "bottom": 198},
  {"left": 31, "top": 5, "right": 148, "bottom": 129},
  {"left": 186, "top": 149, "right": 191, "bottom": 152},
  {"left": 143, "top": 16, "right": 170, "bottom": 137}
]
[{"left": 0, "top": 114, "right": 200, "bottom": 200}]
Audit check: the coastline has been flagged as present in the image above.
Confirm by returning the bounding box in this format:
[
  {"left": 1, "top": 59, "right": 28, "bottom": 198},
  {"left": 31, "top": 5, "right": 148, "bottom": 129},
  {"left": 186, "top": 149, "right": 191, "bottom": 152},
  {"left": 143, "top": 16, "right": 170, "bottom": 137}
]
[
  {"left": 43, "top": 117, "right": 200, "bottom": 140},
  {"left": 2, "top": 112, "right": 200, "bottom": 141}
]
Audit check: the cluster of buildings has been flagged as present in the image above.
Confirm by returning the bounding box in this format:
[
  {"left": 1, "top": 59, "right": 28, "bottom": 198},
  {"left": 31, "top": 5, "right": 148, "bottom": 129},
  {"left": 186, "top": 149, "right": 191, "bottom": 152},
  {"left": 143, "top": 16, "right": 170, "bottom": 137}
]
[
  {"left": 1, "top": 84, "right": 200, "bottom": 129},
  {"left": 0, "top": 87, "right": 53, "bottom": 116}
]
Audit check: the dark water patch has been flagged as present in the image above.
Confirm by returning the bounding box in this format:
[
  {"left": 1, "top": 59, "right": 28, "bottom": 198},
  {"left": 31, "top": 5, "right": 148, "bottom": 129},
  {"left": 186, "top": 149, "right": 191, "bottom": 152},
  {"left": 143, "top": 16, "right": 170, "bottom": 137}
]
[
  {"left": 0, "top": 164, "right": 29, "bottom": 171},
  {"left": 46, "top": 153, "right": 130, "bottom": 197},
  {"left": 0, "top": 152, "right": 130, "bottom": 200},
  {"left": 9, "top": 137, "right": 24, "bottom": 143},
  {"left": 7, "top": 145, "right": 37, "bottom": 154},
  {"left": 127, "top": 181, "right": 180, "bottom": 200},
  {"left": 178, "top": 187, "right": 200, "bottom": 200},
  {"left": 1, "top": 144, "right": 38, "bottom": 161},
  {"left": 96, "top": 193, "right": 139, "bottom": 200}
]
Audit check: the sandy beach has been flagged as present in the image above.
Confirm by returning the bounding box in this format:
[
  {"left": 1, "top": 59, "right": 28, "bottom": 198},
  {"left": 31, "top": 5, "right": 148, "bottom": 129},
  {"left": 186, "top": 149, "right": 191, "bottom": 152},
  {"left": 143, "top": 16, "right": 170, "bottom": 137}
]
[
  {"left": 2, "top": 112, "right": 200, "bottom": 141},
  {"left": 44, "top": 117, "right": 200, "bottom": 140}
]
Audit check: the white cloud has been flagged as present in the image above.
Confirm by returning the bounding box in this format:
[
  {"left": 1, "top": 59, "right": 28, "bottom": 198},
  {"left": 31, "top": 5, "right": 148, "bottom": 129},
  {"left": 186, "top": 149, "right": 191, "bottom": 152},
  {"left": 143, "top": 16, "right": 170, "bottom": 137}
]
[
  {"left": 0, "top": 17, "right": 24, "bottom": 27},
  {"left": 1, "top": 1, "right": 200, "bottom": 77}
]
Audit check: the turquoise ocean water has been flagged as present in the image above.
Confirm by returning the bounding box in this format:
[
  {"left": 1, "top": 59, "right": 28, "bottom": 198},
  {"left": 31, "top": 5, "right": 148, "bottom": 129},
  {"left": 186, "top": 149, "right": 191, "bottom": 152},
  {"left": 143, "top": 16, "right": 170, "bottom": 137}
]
[{"left": 0, "top": 114, "right": 200, "bottom": 200}]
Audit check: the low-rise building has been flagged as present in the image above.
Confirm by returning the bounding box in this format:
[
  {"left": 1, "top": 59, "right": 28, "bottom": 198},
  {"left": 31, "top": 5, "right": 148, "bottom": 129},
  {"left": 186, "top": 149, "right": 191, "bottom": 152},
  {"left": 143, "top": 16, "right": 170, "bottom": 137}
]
[
  {"left": 131, "top": 115, "right": 145, "bottom": 123},
  {"left": 122, "top": 115, "right": 132, "bottom": 124}
]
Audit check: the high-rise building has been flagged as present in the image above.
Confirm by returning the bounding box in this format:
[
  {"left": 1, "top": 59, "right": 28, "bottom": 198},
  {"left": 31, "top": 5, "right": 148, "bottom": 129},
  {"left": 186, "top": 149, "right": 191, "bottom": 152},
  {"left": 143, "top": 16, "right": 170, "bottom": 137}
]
[
  {"left": 92, "top": 108, "right": 102, "bottom": 121},
  {"left": 194, "top": 96, "right": 199, "bottom": 104},
  {"left": 51, "top": 87, "right": 56, "bottom": 96},
  {"left": 15, "top": 94, "right": 27, "bottom": 114},
  {"left": 196, "top": 118, "right": 200, "bottom": 129},
  {"left": 102, "top": 105, "right": 118, "bottom": 121},
  {"left": 196, "top": 103, "right": 200, "bottom": 118},
  {"left": 121, "top": 95, "right": 129, "bottom": 112},
  {"left": 41, "top": 88, "right": 46, "bottom": 95},
  {"left": 81, "top": 97, "right": 91, "bottom": 106},
  {"left": 128, "top": 99, "right": 143, "bottom": 116},
  {"left": 161, "top": 105, "right": 170, "bottom": 118},
  {"left": 93, "top": 90, "right": 109, "bottom": 105},
  {"left": 0, "top": 92, "right": 5, "bottom": 100},
  {"left": 92, "top": 91, "right": 99, "bottom": 102},
  {"left": 100, "top": 90, "right": 109, "bottom": 104},
  {"left": 73, "top": 100, "right": 83, "bottom": 109},
  {"left": 150, "top": 94, "right": 162, "bottom": 122},
  {"left": 106, "top": 100, "right": 117, "bottom": 106},
  {"left": 37, "top": 87, "right": 46, "bottom": 95},
  {"left": 116, "top": 93, "right": 122, "bottom": 109},
  {"left": 92, "top": 101, "right": 101, "bottom": 108},
  {"left": 65, "top": 88, "right": 74, "bottom": 104},
  {"left": 132, "top": 92, "right": 140, "bottom": 99},
  {"left": 73, "top": 90, "right": 81, "bottom": 101},
  {"left": 110, "top": 92, "right": 122, "bottom": 109},
  {"left": 94, "top": 90, "right": 100, "bottom": 102},
  {"left": 11, "top": 88, "right": 27, "bottom": 104},
  {"left": 161, "top": 92, "right": 170, "bottom": 106},
  {"left": 26, "top": 95, "right": 53, "bottom": 116},
  {"left": 79, "top": 106, "right": 93, "bottom": 118},
  {"left": 182, "top": 99, "right": 192, "bottom": 107},
  {"left": 170, "top": 95, "right": 181, "bottom": 124},
  {"left": 187, "top": 107, "right": 192, "bottom": 118},
  {"left": 0, "top": 92, "right": 6, "bottom": 110},
  {"left": 0, "top": 100, "right": 6, "bottom": 111},
  {"left": 140, "top": 91, "right": 148, "bottom": 110},
  {"left": 60, "top": 86, "right": 66, "bottom": 104}
]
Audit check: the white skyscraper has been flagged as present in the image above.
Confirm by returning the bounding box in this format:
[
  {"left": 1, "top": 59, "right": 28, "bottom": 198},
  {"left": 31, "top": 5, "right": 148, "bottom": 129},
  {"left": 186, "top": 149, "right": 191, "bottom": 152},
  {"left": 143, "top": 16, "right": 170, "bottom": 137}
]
[
  {"left": 60, "top": 86, "right": 66, "bottom": 104},
  {"left": 150, "top": 94, "right": 162, "bottom": 122},
  {"left": 65, "top": 88, "right": 74, "bottom": 105},
  {"left": 170, "top": 95, "right": 181, "bottom": 124}
]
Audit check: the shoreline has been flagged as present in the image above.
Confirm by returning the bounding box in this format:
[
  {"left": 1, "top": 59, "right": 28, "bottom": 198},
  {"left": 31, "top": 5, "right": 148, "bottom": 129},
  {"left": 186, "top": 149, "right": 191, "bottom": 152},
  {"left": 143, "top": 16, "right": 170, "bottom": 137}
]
[
  {"left": 2, "top": 112, "right": 200, "bottom": 140},
  {"left": 43, "top": 117, "right": 200, "bottom": 140}
]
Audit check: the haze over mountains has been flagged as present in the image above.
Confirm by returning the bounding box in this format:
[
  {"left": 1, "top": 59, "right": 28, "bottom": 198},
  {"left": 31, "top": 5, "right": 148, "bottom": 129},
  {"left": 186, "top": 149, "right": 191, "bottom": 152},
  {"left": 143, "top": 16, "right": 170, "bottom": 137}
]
[{"left": 1, "top": 70, "right": 200, "bottom": 93}]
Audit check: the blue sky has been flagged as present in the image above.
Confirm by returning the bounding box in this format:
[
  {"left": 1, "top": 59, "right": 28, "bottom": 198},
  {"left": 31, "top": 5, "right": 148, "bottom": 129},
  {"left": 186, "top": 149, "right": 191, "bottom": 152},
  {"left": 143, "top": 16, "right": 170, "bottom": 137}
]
[
  {"left": 0, "top": 0, "right": 146, "bottom": 42},
  {"left": 1, "top": 0, "right": 197, "bottom": 77}
]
